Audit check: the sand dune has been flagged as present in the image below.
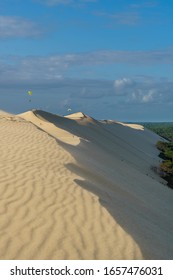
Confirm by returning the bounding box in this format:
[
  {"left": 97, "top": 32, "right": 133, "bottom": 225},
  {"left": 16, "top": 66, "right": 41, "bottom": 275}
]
[{"left": 0, "top": 109, "right": 173, "bottom": 259}]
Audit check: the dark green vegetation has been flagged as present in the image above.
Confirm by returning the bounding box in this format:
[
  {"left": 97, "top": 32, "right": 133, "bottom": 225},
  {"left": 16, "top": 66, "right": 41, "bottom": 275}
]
[
  {"left": 156, "top": 141, "right": 173, "bottom": 188},
  {"left": 141, "top": 122, "right": 173, "bottom": 189},
  {"left": 141, "top": 122, "right": 173, "bottom": 141}
]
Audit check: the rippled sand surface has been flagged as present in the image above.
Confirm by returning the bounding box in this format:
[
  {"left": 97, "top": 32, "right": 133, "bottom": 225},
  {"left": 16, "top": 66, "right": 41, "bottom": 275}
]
[{"left": 0, "top": 110, "right": 173, "bottom": 259}]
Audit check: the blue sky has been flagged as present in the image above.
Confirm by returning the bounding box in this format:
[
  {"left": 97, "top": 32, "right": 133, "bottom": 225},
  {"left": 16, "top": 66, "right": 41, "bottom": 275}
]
[{"left": 0, "top": 0, "right": 173, "bottom": 121}]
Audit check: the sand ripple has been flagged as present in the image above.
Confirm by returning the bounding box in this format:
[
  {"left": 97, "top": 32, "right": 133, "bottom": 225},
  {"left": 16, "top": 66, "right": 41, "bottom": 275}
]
[
  {"left": 1, "top": 111, "right": 173, "bottom": 260},
  {"left": 0, "top": 115, "right": 142, "bottom": 259}
]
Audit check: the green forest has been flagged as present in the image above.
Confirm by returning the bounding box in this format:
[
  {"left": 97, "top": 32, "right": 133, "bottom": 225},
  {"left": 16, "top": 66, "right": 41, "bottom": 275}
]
[
  {"left": 142, "top": 122, "right": 173, "bottom": 189},
  {"left": 142, "top": 122, "right": 173, "bottom": 141}
]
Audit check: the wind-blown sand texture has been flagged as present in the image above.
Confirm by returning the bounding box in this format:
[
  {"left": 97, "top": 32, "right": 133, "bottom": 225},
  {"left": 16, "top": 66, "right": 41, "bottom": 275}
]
[{"left": 0, "top": 109, "right": 173, "bottom": 260}]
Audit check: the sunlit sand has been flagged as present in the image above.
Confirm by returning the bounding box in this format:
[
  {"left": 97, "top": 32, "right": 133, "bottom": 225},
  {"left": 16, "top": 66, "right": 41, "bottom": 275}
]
[{"left": 0, "top": 109, "right": 173, "bottom": 260}]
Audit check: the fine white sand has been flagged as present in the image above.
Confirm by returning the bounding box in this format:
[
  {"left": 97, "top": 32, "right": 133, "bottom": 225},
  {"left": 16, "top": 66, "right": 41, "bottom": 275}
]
[{"left": 0, "top": 109, "right": 173, "bottom": 260}]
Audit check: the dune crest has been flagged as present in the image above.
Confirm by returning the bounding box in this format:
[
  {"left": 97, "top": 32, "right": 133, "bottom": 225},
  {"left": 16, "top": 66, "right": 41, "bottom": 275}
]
[
  {"left": 0, "top": 109, "right": 173, "bottom": 259},
  {"left": 116, "top": 121, "right": 144, "bottom": 131},
  {"left": 65, "top": 112, "right": 88, "bottom": 119}
]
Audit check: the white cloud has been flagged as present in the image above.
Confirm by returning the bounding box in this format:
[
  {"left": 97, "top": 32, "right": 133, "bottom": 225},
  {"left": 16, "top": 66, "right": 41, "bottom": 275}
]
[
  {"left": 142, "top": 89, "right": 155, "bottom": 103},
  {"left": 128, "top": 86, "right": 160, "bottom": 104},
  {"left": 0, "top": 16, "right": 42, "bottom": 39},
  {"left": 114, "top": 78, "right": 135, "bottom": 96},
  {"left": 0, "top": 59, "right": 173, "bottom": 120},
  {"left": 63, "top": 49, "right": 173, "bottom": 65},
  {"left": 0, "top": 51, "right": 172, "bottom": 110},
  {"left": 0, "top": 48, "right": 173, "bottom": 87},
  {"left": 114, "top": 78, "right": 135, "bottom": 89},
  {"left": 94, "top": 1, "right": 162, "bottom": 27},
  {"left": 2, "top": 48, "right": 173, "bottom": 74},
  {"left": 113, "top": 77, "right": 173, "bottom": 105}
]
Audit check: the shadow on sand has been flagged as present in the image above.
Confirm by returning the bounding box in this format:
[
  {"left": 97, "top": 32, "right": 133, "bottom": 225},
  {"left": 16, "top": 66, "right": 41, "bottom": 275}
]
[{"left": 34, "top": 110, "right": 173, "bottom": 259}]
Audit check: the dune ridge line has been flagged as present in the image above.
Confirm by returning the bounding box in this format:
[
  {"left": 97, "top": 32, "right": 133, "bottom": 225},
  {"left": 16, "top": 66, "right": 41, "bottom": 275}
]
[{"left": 0, "top": 109, "right": 173, "bottom": 259}]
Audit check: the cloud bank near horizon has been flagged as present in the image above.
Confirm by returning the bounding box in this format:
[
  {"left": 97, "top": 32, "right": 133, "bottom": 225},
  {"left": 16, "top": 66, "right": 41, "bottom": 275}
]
[{"left": 0, "top": 49, "right": 173, "bottom": 114}]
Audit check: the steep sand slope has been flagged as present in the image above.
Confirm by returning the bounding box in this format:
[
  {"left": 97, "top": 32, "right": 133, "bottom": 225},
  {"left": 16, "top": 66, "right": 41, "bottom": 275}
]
[{"left": 0, "top": 110, "right": 173, "bottom": 259}]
